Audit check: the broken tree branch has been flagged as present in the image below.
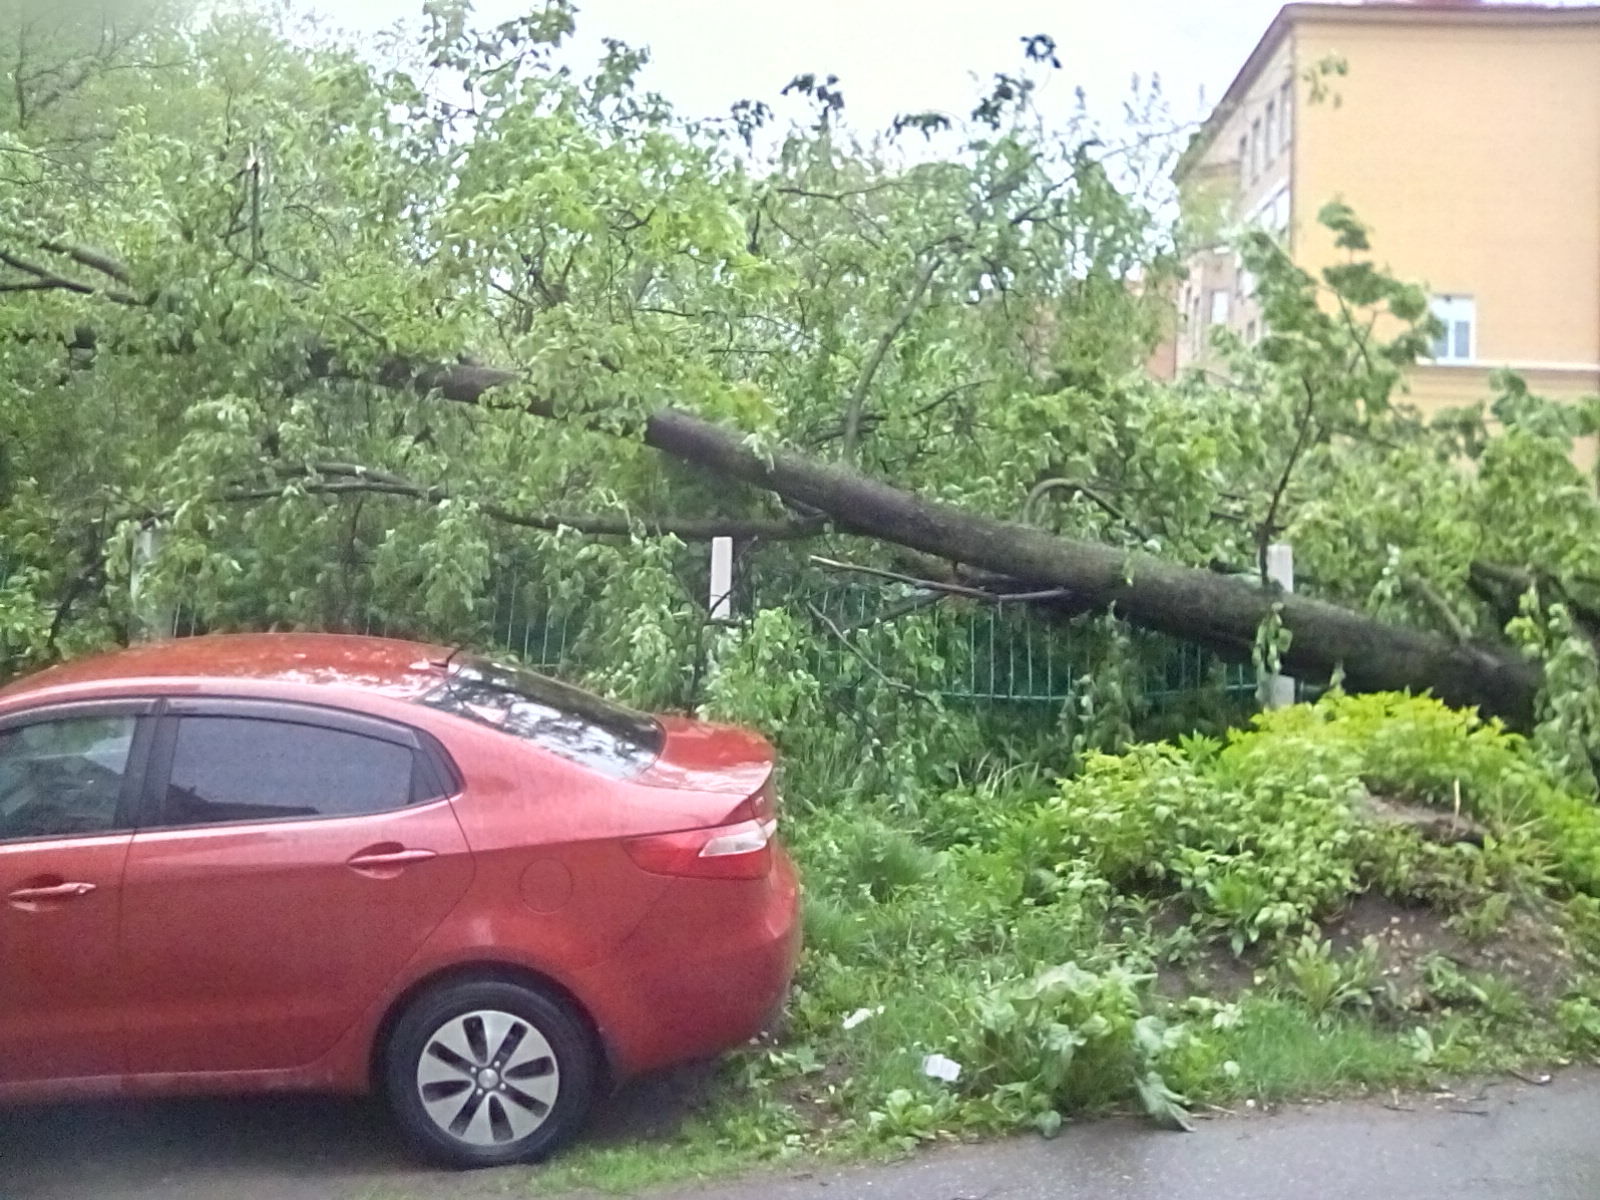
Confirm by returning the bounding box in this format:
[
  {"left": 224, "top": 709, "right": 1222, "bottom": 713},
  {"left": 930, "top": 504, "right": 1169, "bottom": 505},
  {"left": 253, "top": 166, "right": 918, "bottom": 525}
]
[
  {"left": 166, "top": 463, "right": 825, "bottom": 542},
  {"left": 38, "top": 240, "right": 133, "bottom": 284},
  {"left": 810, "top": 555, "right": 1072, "bottom": 604},
  {"left": 369, "top": 358, "right": 1540, "bottom": 724}
]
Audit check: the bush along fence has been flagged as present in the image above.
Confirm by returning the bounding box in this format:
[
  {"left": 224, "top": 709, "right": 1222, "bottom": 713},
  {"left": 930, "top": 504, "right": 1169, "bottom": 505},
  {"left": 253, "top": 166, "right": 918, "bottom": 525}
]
[{"left": 0, "top": 535, "right": 1290, "bottom": 733}]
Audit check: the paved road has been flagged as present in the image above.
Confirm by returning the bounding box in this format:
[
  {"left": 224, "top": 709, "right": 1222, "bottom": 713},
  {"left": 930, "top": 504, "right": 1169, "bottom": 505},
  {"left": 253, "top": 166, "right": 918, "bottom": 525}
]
[{"left": 1, "top": 1070, "right": 1596, "bottom": 1200}]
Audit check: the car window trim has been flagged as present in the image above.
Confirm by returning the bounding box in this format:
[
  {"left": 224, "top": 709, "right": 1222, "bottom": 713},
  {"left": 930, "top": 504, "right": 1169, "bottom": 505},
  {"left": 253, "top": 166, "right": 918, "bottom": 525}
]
[
  {"left": 158, "top": 697, "right": 424, "bottom": 748},
  {"left": 0, "top": 699, "right": 159, "bottom": 845},
  {"left": 415, "top": 727, "right": 463, "bottom": 800},
  {"left": 141, "top": 700, "right": 459, "bottom": 834}
]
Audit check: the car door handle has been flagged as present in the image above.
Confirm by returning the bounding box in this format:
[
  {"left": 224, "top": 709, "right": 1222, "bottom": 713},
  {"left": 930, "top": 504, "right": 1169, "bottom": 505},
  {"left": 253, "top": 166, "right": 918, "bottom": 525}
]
[
  {"left": 8, "top": 881, "right": 97, "bottom": 904},
  {"left": 346, "top": 847, "right": 438, "bottom": 870}
]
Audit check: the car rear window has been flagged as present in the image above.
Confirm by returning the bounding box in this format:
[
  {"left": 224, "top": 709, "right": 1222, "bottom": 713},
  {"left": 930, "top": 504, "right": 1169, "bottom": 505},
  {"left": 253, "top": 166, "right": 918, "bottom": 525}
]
[
  {"left": 163, "top": 717, "right": 420, "bottom": 825},
  {"left": 416, "top": 658, "right": 663, "bottom": 779}
]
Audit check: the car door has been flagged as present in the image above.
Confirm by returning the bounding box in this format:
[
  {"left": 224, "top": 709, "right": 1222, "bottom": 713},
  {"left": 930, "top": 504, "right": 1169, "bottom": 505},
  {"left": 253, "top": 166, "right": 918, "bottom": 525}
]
[
  {"left": 120, "top": 699, "right": 473, "bottom": 1075},
  {"left": 0, "top": 702, "right": 153, "bottom": 1085}
]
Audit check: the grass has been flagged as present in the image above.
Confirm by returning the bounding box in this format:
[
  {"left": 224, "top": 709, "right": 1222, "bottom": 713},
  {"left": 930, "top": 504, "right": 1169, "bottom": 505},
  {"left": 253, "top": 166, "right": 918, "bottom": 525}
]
[
  {"left": 525, "top": 1122, "right": 799, "bottom": 1196},
  {"left": 1198, "top": 999, "right": 1427, "bottom": 1101},
  {"left": 521, "top": 692, "right": 1600, "bottom": 1194}
]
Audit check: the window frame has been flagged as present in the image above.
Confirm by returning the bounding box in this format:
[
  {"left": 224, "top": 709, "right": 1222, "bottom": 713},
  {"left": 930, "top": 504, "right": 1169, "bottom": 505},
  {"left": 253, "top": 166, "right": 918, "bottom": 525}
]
[
  {"left": 139, "top": 697, "right": 461, "bottom": 834},
  {"left": 0, "top": 700, "right": 157, "bottom": 845},
  {"left": 1427, "top": 295, "right": 1477, "bottom": 365}
]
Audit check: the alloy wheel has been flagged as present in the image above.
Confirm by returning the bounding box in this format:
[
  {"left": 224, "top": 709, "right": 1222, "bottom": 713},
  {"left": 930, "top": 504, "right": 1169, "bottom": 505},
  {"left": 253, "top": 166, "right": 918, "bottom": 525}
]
[{"left": 414, "top": 1008, "right": 561, "bottom": 1147}]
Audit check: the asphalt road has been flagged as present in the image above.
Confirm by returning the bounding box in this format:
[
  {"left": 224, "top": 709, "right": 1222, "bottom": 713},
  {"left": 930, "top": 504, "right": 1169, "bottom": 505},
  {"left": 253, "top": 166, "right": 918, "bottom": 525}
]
[{"left": 1, "top": 1069, "right": 1596, "bottom": 1200}]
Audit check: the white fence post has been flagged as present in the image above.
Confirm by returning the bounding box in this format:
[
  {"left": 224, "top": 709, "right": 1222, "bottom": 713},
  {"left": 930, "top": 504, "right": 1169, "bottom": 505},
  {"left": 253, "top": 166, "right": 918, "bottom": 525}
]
[
  {"left": 709, "top": 536, "right": 734, "bottom": 623},
  {"left": 130, "top": 525, "right": 175, "bottom": 642},
  {"left": 1264, "top": 542, "right": 1295, "bottom": 709}
]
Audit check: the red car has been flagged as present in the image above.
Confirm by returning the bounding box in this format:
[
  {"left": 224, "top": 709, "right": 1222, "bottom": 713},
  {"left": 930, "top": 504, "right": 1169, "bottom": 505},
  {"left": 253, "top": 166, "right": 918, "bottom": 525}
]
[{"left": 0, "top": 633, "right": 800, "bottom": 1167}]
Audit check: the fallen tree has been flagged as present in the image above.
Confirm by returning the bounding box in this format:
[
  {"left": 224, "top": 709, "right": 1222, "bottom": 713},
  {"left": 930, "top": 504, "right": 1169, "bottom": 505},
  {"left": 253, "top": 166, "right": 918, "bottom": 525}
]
[
  {"left": 3, "top": 1, "right": 1588, "bottom": 740},
  {"left": 377, "top": 358, "right": 1545, "bottom": 726}
]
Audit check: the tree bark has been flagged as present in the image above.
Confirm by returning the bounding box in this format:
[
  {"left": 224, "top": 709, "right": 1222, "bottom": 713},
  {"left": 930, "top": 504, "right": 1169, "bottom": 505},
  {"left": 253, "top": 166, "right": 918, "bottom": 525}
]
[{"left": 394, "top": 360, "right": 1543, "bottom": 727}]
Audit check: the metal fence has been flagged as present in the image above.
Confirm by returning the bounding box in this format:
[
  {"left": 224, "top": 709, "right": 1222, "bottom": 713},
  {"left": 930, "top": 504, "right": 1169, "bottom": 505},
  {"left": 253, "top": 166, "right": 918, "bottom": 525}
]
[
  {"left": 787, "top": 583, "right": 1256, "bottom": 706},
  {"left": 6, "top": 551, "right": 1261, "bottom": 713}
]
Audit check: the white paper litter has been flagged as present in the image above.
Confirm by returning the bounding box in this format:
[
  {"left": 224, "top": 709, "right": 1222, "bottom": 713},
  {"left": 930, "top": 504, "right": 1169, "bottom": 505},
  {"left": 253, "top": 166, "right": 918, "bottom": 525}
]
[
  {"left": 841, "top": 1005, "right": 883, "bottom": 1030},
  {"left": 921, "top": 1053, "right": 963, "bottom": 1083}
]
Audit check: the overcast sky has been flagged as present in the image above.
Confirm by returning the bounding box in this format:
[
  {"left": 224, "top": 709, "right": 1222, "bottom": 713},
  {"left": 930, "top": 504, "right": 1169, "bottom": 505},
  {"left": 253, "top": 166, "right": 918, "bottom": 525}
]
[{"left": 313, "top": 0, "right": 1306, "bottom": 132}]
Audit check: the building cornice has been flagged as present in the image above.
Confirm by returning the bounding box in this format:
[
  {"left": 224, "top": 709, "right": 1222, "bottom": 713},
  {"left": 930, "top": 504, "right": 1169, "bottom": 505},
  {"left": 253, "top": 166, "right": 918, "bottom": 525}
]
[{"left": 1175, "top": 3, "right": 1600, "bottom": 183}]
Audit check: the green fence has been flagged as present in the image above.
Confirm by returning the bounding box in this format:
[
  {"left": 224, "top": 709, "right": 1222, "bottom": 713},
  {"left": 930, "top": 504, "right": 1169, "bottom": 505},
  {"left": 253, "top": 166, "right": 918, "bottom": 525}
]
[
  {"left": 9, "top": 554, "right": 1260, "bottom": 713},
  {"left": 784, "top": 583, "right": 1257, "bottom": 707}
]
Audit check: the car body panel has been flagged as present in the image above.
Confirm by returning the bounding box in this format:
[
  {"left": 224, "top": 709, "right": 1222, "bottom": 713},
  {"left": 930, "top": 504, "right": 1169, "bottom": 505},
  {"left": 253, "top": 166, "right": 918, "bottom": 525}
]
[
  {"left": 0, "top": 633, "right": 801, "bottom": 1108},
  {"left": 120, "top": 798, "right": 474, "bottom": 1074},
  {"left": 0, "top": 832, "right": 133, "bottom": 1082}
]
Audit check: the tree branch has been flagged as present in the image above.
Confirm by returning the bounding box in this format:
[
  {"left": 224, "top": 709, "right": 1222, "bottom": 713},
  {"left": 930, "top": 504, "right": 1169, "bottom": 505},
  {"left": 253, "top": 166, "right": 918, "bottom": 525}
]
[
  {"left": 202, "top": 463, "right": 823, "bottom": 542},
  {"left": 804, "top": 600, "right": 933, "bottom": 699},
  {"left": 809, "top": 554, "right": 1072, "bottom": 604},
  {"left": 0, "top": 248, "right": 141, "bottom": 305},
  {"left": 1403, "top": 573, "right": 1473, "bottom": 646},
  {"left": 38, "top": 240, "right": 132, "bottom": 284},
  {"left": 1023, "top": 476, "right": 1155, "bottom": 542},
  {"left": 1258, "top": 373, "right": 1319, "bottom": 578},
  {"left": 841, "top": 254, "right": 941, "bottom": 463}
]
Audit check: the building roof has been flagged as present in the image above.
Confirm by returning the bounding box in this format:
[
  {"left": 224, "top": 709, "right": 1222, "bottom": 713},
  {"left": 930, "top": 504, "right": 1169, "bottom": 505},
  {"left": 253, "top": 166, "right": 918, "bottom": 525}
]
[
  {"left": 1176, "top": 1, "right": 1600, "bottom": 181},
  {"left": 0, "top": 632, "right": 453, "bottom": 702}
]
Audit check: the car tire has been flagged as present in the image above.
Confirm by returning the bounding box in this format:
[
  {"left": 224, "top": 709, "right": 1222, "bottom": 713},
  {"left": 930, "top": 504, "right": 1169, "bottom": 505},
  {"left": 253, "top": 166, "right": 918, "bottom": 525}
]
[{"left": 383, "top": 978, "right": 598, "bottom": 1168}]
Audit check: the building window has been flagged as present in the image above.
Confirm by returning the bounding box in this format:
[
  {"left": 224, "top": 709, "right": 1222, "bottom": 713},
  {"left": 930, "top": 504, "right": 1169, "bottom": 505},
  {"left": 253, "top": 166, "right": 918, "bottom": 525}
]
[
  {"left": 1209, "top": 289, "right": 1231, "bottom": 326},
  {"left": 1264, "top": 101, "right": 1277, "bottom": 164},
  {"left": 1250, "top": 118, "right": 1262, "bottom": 181},
  {"left": 1279, "top": 81, "right": 1293, "bottom": 151},
  {"left": 1237, "top": 134, "right": 1248, "bottom": 175},
  {"left": 1428, "top": 295, "right": 1475, "bottom": 362},
  {"left": 1249, "top": 184, "right": 1291, "bottom": 239}
]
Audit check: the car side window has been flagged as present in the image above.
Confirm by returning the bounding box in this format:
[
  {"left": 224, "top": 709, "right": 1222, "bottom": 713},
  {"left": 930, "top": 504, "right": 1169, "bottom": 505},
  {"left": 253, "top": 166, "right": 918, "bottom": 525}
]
[
  {"left": 163, "top": 717, "right": 419, "bottom": 827},
  {"left": 0, "top": 715, "right": 137, "bottom": 842}
]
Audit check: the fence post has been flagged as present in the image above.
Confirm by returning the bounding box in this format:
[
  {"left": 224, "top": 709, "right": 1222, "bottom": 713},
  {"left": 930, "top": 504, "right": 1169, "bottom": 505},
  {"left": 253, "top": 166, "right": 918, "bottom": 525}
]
[
  {"left": 130, "top": 525, "right": 175, "bottom": 642},
  {"left": 1263, "top": 542, "right": 1295, "bottom": 709},
  {"left": 709, "top": 536, "right": 734, "bottom": 623}
]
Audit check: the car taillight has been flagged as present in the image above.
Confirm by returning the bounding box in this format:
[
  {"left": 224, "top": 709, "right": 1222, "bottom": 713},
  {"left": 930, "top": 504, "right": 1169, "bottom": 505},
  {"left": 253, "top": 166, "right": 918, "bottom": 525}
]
[{"left": 624, "top": 818, "right": 779, "bottom": 880}]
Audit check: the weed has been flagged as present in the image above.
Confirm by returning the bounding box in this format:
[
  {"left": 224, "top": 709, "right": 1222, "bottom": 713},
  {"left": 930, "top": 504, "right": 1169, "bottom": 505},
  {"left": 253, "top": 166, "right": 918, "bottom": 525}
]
[
  {"left": 1274, "top": 936, "right": 1381, "bottom": 1018},
  {"left": 1557, "top": 992, "right": 1600, "bottom": 1058},
  {"left": 1447, "top": 892, "right": 1513, "bottom": 942}
]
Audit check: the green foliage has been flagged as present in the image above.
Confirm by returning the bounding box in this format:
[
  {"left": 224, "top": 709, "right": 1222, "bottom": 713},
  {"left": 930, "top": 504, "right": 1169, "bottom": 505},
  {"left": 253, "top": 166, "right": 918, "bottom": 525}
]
[
  {"left": 1272, "top": 936, "right": 1382, "bottom": 1019},
  {"left": 3, "top": 0, "right": 1600, "bottom": 795},
  {"left": 1557, "top": 992, "right": 1600, "bottom": 1059},
  {"left": 751, "top": 690, "right": 1600, "bottom": 1165},
  {"left": 702, "top": 609, "right": 823, "bottom": 732},
  {"left": 961, "top": 963, "right": 1192, "bottom": 1133},
  {"left": 1015, "top": 719, "right": 1364, "bottom": 953}
]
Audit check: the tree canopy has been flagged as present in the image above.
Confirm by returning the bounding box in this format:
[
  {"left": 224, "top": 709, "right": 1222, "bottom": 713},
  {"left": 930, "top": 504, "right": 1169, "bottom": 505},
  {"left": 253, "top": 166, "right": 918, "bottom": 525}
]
[{"left": 2, "top": 0, "right": 1598, "bottom": 788}]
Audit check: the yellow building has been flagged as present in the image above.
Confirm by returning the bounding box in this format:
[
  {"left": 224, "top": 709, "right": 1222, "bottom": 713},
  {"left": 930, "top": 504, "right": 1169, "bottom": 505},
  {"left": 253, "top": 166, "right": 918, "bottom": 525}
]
[{"left": 1173, "top": 0, "right": 1600, "bottom": 421}]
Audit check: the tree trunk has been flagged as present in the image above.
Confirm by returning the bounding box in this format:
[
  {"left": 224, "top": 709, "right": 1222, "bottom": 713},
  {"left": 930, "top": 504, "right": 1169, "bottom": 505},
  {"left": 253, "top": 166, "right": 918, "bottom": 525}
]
[{"left": 399, "top": 362, "right": 1543, "bottom": 727}]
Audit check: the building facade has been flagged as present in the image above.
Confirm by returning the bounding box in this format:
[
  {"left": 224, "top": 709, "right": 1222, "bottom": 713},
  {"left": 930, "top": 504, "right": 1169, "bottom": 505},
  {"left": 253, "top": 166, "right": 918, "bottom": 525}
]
[{"left": 1173, "top": 0, "right": 1600, "bottom": 423}]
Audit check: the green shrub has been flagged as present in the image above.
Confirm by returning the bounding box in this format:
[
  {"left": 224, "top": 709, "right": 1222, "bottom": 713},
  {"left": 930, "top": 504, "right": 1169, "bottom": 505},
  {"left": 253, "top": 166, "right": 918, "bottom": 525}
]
[
  {"left": 957, "top": 962, "right": 1191, "bottom": 1134},
  {"left": 771, "top": 690, "right": 1600, "bottom": 1158}
]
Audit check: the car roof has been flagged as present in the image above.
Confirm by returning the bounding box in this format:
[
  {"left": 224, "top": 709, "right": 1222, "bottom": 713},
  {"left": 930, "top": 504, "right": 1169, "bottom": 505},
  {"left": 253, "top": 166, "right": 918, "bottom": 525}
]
[{"left": 0, "top": 633, "right": 453, "bottom": 705}]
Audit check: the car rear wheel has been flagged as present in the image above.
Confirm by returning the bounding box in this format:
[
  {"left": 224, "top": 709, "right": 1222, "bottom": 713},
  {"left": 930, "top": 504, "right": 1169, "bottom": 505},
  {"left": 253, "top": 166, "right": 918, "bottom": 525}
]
[{"left": 384, "top": 979, "right": 598, "bottom": 1168}]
